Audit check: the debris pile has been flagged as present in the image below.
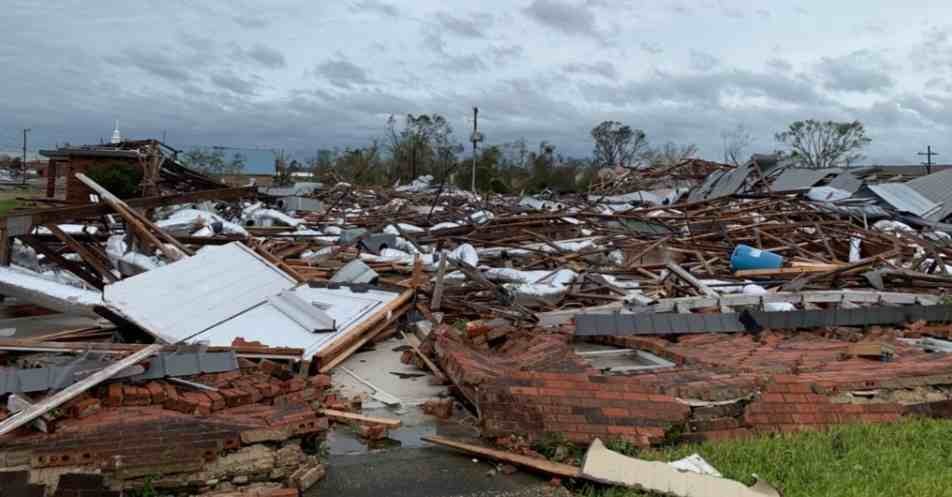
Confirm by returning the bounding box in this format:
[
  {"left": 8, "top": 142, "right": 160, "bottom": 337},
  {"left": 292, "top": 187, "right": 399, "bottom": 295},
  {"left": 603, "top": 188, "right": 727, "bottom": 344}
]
[{"left": 6, "top": 145, "right": 952, "bottom": 495}]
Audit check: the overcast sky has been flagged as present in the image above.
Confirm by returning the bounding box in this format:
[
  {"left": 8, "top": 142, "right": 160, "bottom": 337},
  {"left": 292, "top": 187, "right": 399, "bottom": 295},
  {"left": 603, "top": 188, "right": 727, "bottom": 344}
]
[{"left": 2, "top": 0, "right": 951, "bottom": 167}]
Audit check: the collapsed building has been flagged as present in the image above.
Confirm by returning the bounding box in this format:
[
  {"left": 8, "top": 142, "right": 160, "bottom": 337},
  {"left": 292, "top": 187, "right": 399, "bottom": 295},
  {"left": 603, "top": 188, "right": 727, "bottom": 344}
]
[{"left": 4, "top": 145, "right": 952, "bottom": 495}]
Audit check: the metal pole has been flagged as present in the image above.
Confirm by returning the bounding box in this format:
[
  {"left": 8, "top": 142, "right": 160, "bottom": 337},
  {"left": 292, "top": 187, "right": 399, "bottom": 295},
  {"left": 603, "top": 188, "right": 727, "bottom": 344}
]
[{"left": 471, "top": 107, "right": 478, "bottom": 192}]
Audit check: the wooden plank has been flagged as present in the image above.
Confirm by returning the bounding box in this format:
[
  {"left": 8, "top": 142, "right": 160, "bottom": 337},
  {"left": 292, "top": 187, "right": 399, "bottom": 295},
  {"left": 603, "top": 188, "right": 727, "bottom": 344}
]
[
  {"left": 44, "top": 223, "right": 118, "bottom": 283},
  {"left": 75, "top": 173, "right": 185, "bottom": 261},
  {"left": 18, "top": 235, "right": 104, "bottom": 289},
  {"left": 431, "top": 254, "right": 447, "bottom": 311},
  {"left": 320, "top": 408, "right": 401, "bottom": 428},
  {"left": 422, "top": 435, "right": 582, "bottom": 478},
  {"left": 316, "top": 288, "right": 414, "bottom": 365},
  {"left": 318, "top": 302, "right": 410, "bottom": 373},
  {"left": 0, "top": 343, "right": 162, "bottom": 436},
  {"left": 665, "top": 261, "right": 717, "bottom": 297},
  {"left": 9, "top": 187, "right": 255, "bottom": 225},
  {"left": 400, "top": 331, "right": 448, "bottom": 382},
  {"left": 734, "top": 266, "right": 843, "bottom": 278}
]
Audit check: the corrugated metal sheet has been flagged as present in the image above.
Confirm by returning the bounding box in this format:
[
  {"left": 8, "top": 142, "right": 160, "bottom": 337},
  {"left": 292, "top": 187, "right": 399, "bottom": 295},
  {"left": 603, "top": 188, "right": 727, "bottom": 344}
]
[
  {"left": 771, "top": 167, "right": 841, "bottom": 192},
  {"left": 688, "top": 163, "right": 756, "bottom": 202},
  {"left": 907, "top": 169, "right": 952, "bottom": 221},
  {"left": 868, "top": 183, "right": 940, "bottom": 217}
]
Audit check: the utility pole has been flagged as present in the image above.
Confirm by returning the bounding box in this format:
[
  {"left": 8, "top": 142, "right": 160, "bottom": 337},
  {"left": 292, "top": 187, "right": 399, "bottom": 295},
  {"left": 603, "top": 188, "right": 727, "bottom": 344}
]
[
  {"left": 918, "top": 145, "right": 939, "bottom": 175},
  {"left": 470, "top": 107, "right": 483, "bottom": 192},
  {"left": 21, "top": 128, "right": 30, "bottom": 185}
]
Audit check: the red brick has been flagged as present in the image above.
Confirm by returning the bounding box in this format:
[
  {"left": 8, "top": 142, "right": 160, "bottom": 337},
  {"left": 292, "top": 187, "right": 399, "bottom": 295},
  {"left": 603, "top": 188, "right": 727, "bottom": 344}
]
[
  {"left": 601, "top": 407, "right": 628, "bottom": 417},
  {"left": 104, "top": 383, "right": 123, "bottom": 407},
  {"left": 143, "top": 382, "right": 166, "bottom": 404}
]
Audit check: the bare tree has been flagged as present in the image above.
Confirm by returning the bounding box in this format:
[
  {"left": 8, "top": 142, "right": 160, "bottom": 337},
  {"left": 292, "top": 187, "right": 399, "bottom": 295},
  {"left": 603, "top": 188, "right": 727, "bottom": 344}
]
[
  {"left": 721, "top": 124, "right": 753, "bottom": 165},
  {"left": 647, "top": 142, "right": 699, "bottom": 167},
  {"left": 591, "top": 121, "right": 648, "bottom": 168},
  {"left": 775, "top": 120, "right": 870, "bottom": 169}
]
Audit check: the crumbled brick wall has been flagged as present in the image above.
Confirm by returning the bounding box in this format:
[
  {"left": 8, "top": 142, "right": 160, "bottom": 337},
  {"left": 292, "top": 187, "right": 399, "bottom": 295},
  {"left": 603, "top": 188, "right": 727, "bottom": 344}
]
[{"left": 435, "top": 326, "right": 952, "bottom": 448}]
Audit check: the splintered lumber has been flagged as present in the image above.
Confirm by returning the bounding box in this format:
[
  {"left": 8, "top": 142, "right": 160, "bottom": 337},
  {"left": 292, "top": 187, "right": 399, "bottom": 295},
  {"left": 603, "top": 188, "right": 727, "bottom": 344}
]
[
  {"left": 75, "top": 173, "right": 188, "bottom": 261},
  {"left": 422, "top": 435, "right": 582, "bottom": 478},
  {"left": 735, "top": 265, "right": 845, "bottom": 278},
  {"left": 318, "top": 301, "right": 410, "bottom": 373},
  {"left": 400, "top": 331, "right": 448, "bottom": 382},
  {"left": 320, "top": 408, "right": 402, "bottom": 428},
  {"left": 44, "top": 223, "right": 118, "bottom": 283},
  {"left": 665, "top": 261, "right": 717, "bottom": 297},
  {"left": 316, "top": 288, "right": 414, "bottom": 369},
  {"left": 431, "top": 253, "right": 447, "bottom": 311},
  {"left": 0, "top": 343, "right": 162, "bottom": 436}
]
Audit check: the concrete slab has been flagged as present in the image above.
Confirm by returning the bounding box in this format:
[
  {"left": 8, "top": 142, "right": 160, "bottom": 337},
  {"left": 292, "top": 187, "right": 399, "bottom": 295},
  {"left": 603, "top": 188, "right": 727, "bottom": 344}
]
[
  {"left": 332, "top": 336, "right": 447, "bottom": 409},
  {"left": 313, "top": 446, "right": 563, "bottom": 497}
]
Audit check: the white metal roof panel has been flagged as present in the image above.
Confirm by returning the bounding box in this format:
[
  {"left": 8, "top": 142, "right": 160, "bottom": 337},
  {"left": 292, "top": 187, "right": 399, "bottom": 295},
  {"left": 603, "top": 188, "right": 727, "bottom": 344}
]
[{"left": 104, "top": 242, "right": 297, "bottom": 343}]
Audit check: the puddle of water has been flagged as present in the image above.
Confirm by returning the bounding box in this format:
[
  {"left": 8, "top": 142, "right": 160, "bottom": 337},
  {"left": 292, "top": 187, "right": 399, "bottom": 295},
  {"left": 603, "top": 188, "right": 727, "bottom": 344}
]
[{"left": 327, "top": 410, "right": 479, "bottom": 456}]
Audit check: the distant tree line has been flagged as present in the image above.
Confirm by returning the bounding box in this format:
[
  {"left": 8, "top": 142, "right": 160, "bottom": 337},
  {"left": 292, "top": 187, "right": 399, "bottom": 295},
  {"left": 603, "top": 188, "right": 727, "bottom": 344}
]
[{"left": 175, "top": 114, "right": 872, "bottom": 191}]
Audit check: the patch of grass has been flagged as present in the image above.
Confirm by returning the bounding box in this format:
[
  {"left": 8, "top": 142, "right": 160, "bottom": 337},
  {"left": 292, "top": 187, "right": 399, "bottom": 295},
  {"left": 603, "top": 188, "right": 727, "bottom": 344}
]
[
  {"left": 0, "top": 198, "right": 18, "bottom": 216},
  {"left": 576, "top": 418, "right": 952, "bottom": 497}
]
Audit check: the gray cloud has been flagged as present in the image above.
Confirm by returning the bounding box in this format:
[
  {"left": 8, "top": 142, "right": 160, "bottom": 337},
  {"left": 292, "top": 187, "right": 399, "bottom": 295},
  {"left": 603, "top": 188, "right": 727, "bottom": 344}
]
[
  {"left": 490, "top": 45, "right": 524, "bottom": 65},
  {"left": 640, "top": 41, "right": 663, "bottom": 54},
  {"left": 816, "top": 50, "right": 894, "bottom": 93},
  {"left": 233, "top": 15, "right": 269, "bottom": 29},
  {"left": 433, "top": 53, "right": 488, "bottom": 73},
  {"left": 523, "top": 0, "right": 599, "bottom": 38},
  {"left": 315, "top": 59, "right": 374, "bottom": 89},
  {"left": 766, "top": 57, "right": 793, "bottom": 73},
  {"left": 690, "top": 50, "right": 720, "bottom": 71},
  {"left": 105, "top": 48, "right": 193, "bottom": 83},
  {"left": 239, "top": 43, "right": 287, "bottom": 69},
  {"left": 562, "top": 61, "right": 618, "bottom": 79},
  {"left": 210, "top": 73, "right": 259, "bottom": 95},
  {"left": 350, "top": 0, "right": 399, "bottom": 17},
  {"left": 434, "top": 12, "right": 493, "bottom": 39}
]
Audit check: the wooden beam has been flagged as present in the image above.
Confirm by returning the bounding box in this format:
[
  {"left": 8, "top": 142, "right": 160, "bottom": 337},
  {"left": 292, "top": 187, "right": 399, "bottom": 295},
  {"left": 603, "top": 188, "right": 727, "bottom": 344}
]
[
  {"left": 75, "top": 173, "right": 187, "bottom": 261},
  {"left": 18, "top": 235, "right": 104, "bottom": 289},
  {"left": 665, "top": 261, "right": 717, "bottom": 297},
  {"left": 400, "top": 331, "right": 448, "bottom": 382},
  {"left": 44, "top": 223, "right": 118, "bottom": 283},
  {"left": 320, "top": 408, "right": 401, "bottom": 428},
  {"left": 431, "top": 254, "right": 447, "bottom": 311},
  {"left": 7, "top": 186, "right": 255, "bottom": 225},
  {"left": 422, "top": 435, "right": 582, "bottom": 478},
  {"left": 0, "top": 344, "right": 162, "bottom": 436}
]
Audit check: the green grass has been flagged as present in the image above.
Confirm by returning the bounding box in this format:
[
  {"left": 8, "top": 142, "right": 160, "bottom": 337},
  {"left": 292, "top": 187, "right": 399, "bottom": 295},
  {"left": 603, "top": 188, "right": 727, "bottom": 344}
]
[
  {"left": 573, "top": 418, "right": 952, "bottom": 497},
  {"left": 0, "top": 198, "right": 18, "bottom": 216}
]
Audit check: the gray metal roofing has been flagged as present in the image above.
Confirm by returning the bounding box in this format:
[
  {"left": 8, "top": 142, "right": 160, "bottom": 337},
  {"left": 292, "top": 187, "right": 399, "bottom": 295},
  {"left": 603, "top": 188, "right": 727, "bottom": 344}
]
[
  {"left": 687, "top": 163, "right": 754, "bottom": 202},
  {"left": 906, "top": 169, "right": 952, "bottom": 222},
  {"left": 868, "top": 183, "right": 940, "bottom": 217},
  {"left": 771, "top": 167, "right": 841, "bottom": 192},
  {"left": 825, "top": 170, "right": 864, "bottom": 194}
]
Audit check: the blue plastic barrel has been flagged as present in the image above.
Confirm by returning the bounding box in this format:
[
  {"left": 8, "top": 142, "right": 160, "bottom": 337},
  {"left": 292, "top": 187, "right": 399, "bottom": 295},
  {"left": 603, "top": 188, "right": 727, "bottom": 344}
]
[{"left": 730, "top": 244, "right": 784, "bottom": 272}]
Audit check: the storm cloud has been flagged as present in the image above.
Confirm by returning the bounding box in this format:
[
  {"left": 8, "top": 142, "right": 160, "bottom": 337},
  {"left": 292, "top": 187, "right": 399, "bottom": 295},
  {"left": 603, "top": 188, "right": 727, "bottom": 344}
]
[{"left": 1, "top": 0, "right": 949, "bottom": 167}]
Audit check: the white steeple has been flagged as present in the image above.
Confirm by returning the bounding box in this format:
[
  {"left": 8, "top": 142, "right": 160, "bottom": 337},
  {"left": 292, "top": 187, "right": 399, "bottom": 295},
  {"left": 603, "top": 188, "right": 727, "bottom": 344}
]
[{"left": 110, "top": 120, "right": 121, "bottom": 144}]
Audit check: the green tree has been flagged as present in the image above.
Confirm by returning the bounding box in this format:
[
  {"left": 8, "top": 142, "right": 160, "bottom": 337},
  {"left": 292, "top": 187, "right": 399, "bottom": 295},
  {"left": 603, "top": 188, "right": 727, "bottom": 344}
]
[
  {"left": 224, "top": 152, "right": 246, "bottom": 175},
  {"left": 775, "top": 120, "right": 871, "bottom": 168},
  {"left": 591, "top": 120, "right": 648, "bottom": 168},
  {"left": 181, "top": 147, "right": 226, "bottom": 175},
  {"left": 386, "top": 114, "right": 460, "bottom": 181}
]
